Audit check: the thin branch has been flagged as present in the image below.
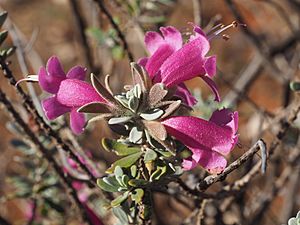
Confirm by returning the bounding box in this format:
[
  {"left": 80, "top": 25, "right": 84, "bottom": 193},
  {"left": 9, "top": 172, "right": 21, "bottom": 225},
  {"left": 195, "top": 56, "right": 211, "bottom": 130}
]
[
  {"left": 92, "top": 0, "right": 134, "bottom": 62},
  {"left": 196, "top": 139, "right": 266, "bottom": 191},
  {"left": 69, "top": 0, "right": 97, "bottom": 73},
  {"left": 0, "top": 58, "right": 98, "bottom": 185},
  {"left": 0, "top": 90, "right": 93, "bottom": 225},
  {"left": 224, "top": 0, "right": 287, "bottom": 82}
]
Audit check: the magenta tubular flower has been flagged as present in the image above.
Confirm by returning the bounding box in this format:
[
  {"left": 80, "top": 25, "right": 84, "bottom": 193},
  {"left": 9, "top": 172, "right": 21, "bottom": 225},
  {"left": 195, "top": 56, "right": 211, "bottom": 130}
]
[
  {"left": 162, "top": 109, "right": 238, "bottom": 173},
  {"left": 39, "top": 56, "right": 106, "bottom": 134},
  {"left": 139, "top": 25, "right": 219, "bottom": 106}
]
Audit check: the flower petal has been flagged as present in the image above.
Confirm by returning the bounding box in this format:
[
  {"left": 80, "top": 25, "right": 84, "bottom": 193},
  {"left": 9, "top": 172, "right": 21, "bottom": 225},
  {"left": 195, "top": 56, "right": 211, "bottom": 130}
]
[
  {"left": 70, "top": 108, "right": 86, "bottom": 134},
  {"left": 210, "top": 109, "right": 239, "bottom": 133},
  {"left": 38, "top": 67, "right": 64, "bottom": 94},
  {"left": 204, "top": 55, "right": 216, "bottom": 77},
  {"left": 46, "top": 56, "right": 66, "bottom": 78},
  {"left": 160, "top": 26, "right": 182, "bottom": 51},
  {"left": 160, "top": 35, "right": 210, "bottom": 86},
  {"left": 190, "top": 147, "right": 227, "bottom": 174},
  {"left": 145, "top": 44, "right": 175, "bottom": 80},
  {"left": 182, "top": 157, "right": 198, "bottom": 170},
  {"left": 144, "top": 31, "right": 164, "bottom": 54},
  {"left": 201, "top": 75, "right": 220, "bottom": 102},
  {"left": 57, "top": 79, "right": 105, "bottom": 107},
  {"left": 162, "top": 116, "right": 236, "bottom": 156},
  {"left": 175, "top": 83, "right": 197, "bottom": 106},
  {"left": 66, "top": 66, "right": 87, "bottom": 80},
  {"left": 42, "top": 96, "right": 70, "bottom": 120}
]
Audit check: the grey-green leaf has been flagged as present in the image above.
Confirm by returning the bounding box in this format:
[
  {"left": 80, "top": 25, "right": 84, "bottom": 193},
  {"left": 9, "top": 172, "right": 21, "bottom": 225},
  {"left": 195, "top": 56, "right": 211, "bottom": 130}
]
[
  {"left": 144, "top": 148, "right": 157, "bottom": 162},
  {"left": 114, "top": 166, "right": 123, "bottom": 177},
  {"left": 129, "top": 127, "right": 143, "bottom": 143},
  {"left": 140, "top": 108, "right": 164, "bottom": 121},
  {"left": 112, "top": 207, "right": 129, "bottom": 225},
  {"left": 108, "top": 116, "right": 132, "bottom": 125}
]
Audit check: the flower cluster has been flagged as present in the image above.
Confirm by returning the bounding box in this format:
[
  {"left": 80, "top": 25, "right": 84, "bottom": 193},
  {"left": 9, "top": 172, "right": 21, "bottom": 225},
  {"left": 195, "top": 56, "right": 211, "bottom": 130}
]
[{"left": 21, "top": 24, "right": 238, "bottom": 221}]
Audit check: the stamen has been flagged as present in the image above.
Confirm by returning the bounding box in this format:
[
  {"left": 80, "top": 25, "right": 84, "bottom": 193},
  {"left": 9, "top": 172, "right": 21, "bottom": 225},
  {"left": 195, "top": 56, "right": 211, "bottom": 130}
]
[
  {"left": 15, "top": 75, "right": 39, "bottom": 86},
  {"left": 207, "top": 21, "right": 246, "bottom": 40}
]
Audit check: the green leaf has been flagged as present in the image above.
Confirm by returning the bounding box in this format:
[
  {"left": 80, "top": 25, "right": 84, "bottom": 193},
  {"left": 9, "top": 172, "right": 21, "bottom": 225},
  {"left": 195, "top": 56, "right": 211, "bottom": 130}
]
[
  {"left": 111, "top": 191, "right": 129, "bottom": 207},
  {"left": 144, "top": 148, "right": 157, "bottom": 162},
  {"left": 0, "top": 30, "right": 8, "bottom": 46},
  {"left": 150, "top": 165, "right": 167, "bottom": 182},
  {"left": 102, "top": 138, "right": 140, "bottom": 156},
  {"left": 0, "top": 11, "right": 7, "bottom": 28},
  {"left": 155, "top": 149, "right": 173, "bottom": 158},
  {"left": 131, "top": 188, "right": 144, "bottom": 204},
  {"left": 114, "top": 166, "right": 124, "bottom": 177},
  {"left": 106, "top": 152, "right": 143, "bottom": 173},
  {"left": 130, "top": 165, "right": 137, "bottom": 178},
  {"left": 103, "top": 176, "right": 121, "bottom": 188},
  {"left": 112, "top": 207, "right": 129, "bottom": 225},
  {"left": 97, "top": 178, "right": 120, "bottom": 192},
  {"left": 128, "top": 179, "right": 148, "bottom": 187}
]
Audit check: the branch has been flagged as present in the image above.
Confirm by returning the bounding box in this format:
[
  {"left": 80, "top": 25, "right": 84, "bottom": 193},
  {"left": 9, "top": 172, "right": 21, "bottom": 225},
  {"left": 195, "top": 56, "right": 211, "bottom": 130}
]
[
  {"left": 93, "top": 0, "right": 134, "bottom": 62},
  {"left": 196, "top": 139, "right": 266, "bottom": 191},
  {"left": 69, "top": 0, "right": 97, "bottom": 72},
  {"left": 0, "top": 90, "right": 93, "bottom": 225},
  {"left": 0, "top": 58, "right": 98, "bottom": 185}
]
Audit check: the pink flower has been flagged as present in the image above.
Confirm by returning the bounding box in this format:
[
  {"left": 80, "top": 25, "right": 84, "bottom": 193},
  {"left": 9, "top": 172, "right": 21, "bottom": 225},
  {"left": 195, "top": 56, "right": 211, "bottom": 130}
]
[
  {"left": 139, "top": 25, "right": 219, "bottom": 106},
  {"left": 162, "top": 109, "right": 238, "bottom": 173},
  {"left": 39, "top": 56, "right": 106, "bottom": 134}
]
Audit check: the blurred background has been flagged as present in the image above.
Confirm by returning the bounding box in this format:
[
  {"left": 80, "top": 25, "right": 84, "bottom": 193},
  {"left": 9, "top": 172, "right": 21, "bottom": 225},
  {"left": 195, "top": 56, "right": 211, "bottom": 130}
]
[{"left": 0, "top": 0, "right": 299, "bottom": 224}]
